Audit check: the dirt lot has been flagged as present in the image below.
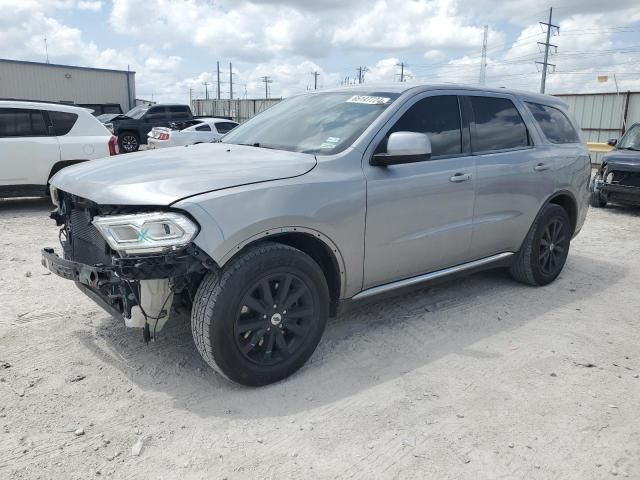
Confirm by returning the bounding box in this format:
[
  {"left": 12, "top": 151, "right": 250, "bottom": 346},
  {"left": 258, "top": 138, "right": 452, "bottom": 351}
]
[{"left": 1, "top": 198, "right": 639, "bottom": 480}]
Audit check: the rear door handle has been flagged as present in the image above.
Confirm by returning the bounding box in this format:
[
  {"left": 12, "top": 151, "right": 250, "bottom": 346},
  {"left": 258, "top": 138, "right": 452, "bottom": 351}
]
[
  {"left": 450, "top": 173, "right": 471, "bottom": 183},
  {"left": 534, "top": 163, "right": 550, "bottom": 172}
]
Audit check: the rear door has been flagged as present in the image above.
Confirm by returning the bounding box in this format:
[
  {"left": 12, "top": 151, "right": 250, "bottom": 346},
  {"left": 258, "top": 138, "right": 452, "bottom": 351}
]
[
  {"left": 0, "top": 107, "right": 60, "bottom": 190},
  {"left": 465, "top": 94, "right": 554, "bottom": 258},
  {"left": 363, "top": 93, "right": 476, "bottom": 289}
]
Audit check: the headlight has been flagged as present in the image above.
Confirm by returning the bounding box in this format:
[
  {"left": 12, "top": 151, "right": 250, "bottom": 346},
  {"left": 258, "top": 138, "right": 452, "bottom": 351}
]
[
  {"left": 50, "top": 186, "right": 60, "bottom": 207},
  {"left": 93, "top": 212, "right": 199, "bottom": 255}
]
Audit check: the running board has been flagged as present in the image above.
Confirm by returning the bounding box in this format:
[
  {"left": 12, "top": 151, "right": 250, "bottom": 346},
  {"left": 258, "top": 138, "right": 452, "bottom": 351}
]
[{"left": 352, "top": 252, "right": 514, "bottom": 301}]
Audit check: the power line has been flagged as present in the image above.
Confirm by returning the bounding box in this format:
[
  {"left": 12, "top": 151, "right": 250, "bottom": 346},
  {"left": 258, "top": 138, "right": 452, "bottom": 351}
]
[{"left": 536, "top": 7, "right": 559, "bottom": 93}]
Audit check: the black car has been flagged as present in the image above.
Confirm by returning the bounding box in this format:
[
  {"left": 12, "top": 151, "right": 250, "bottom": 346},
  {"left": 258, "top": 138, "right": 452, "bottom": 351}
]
[
  {"left": 99, "top": 104, "right": 194, "bottom": 153},
  {"left": 591, "top": 122, "right": 640, "bottom": 208}
]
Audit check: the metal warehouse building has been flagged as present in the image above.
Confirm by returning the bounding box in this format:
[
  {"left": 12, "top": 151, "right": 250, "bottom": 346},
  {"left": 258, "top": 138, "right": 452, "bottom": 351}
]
[
  {"left": 0, "top": 58, "right": 136, "bottom": 114},
  {"left": 555, "top": 91, "right": 640, "bottom": 164}
]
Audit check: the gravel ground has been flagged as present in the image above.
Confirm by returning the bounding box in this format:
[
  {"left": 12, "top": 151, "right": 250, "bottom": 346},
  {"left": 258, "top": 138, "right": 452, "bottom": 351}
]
[{"left": 1, "top": 197, "right": 639, "bottom": 479}]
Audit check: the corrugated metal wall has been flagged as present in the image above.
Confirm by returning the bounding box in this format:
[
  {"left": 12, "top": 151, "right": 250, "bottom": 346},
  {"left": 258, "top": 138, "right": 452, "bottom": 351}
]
[
  {"left": 554, "top": 92, "right": 640, "bottom": 164},
  {"left": 191, "top": 98, "right": 282, "bottom": 123},
  {"left": 0, "top": 59, "right": 135, "bottom": 112}
]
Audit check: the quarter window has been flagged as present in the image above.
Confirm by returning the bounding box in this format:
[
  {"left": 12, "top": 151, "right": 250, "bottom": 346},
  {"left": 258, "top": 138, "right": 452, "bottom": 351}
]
[
  {"left": 0, "top": 108, "right": 48, "bottom": 137},
  {"left": 526, "top": 102, "right": 580, "bottom": 144},
  {"left": 383, "top": 95, "right": 462, "bottom": 156},
  {"left": 195, "top": 124, "right": 211, "bottom": 132},
  {"left": 469, "top": 96, "right": 530, "bottom": 152},
  {"left": 47, "top": 110, "right": 78, "bottom": 136}
]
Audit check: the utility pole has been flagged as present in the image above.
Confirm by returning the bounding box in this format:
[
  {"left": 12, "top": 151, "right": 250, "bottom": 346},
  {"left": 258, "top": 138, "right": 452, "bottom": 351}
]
[
  {"left": 396, "top": 61, "right": 407, "bottom": 82},
  {"left": 203, "top": 81, "right": 209, "bottom": 100},
  {"left": 536, "top": 7, "right": 559, "bottom": 94},
  {"left": 229, "top": 63, "right": 233, "bottom": 100},
  {"left": 261, "top": 76, "right": 273, "bottom": 99},
  {"left": 216, "top": 61, "right": 221, "bottom": 100},
  {"left": 44, "top": 38, "right": 50, "bottom": 64},
  {"left": 356, "top": 66, "right": 368, "bottom": 84},
  {"left": 479, "top": 25, "right": 488, "bottom": 85},
  {"left": 311, "top": 71, "right": 320, "bottom": 89},
  {"left": 189, "top": 87, "right": 192, "bottom": 106}
]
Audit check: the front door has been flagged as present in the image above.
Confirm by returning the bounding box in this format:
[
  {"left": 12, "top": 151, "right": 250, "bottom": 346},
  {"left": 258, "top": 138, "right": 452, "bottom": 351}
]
[{"left": 363, "top": 94, "right": 476, "bottom": 289}]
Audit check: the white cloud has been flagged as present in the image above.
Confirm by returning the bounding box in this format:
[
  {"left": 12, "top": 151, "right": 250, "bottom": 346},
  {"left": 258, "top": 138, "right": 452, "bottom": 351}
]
[{"left": 77, "top": 1, "right": 102, "bottom": 11}]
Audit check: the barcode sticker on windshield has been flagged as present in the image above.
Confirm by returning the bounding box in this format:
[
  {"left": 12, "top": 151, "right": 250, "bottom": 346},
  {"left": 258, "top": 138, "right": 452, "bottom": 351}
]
[{"left": 346, "top": 95, "right": 390, "bottom": 105}]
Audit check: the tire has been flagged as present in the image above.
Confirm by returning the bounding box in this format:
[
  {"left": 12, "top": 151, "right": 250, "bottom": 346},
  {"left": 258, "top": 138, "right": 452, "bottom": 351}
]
[
  {"left": 510, "top": 204, "right": 572, "bottom": 286},
  {"left": 118, "top": 132, "right": 139, "bottom": 153},
  {"left": 191, "top": 242, "right": 330, "bottom": 386},
  {"left": 590, "top": 190, "right": 607, "bottom": 208}
]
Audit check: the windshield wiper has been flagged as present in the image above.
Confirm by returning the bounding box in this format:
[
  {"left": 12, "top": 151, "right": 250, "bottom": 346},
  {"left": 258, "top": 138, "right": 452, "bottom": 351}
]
[
  {"left": 619, "top": 147, "right": 640, "bottom": 151},
  {"left": 236, "top": 142, "right": 279, "bottom": 150}
]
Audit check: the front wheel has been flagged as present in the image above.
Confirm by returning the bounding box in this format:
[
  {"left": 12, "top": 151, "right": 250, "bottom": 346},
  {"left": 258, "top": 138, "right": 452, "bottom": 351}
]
[
  {"left": 191, "top": 242, "right": 329, "bottom": 386},
  {"left": 510, "top": 204, "right": 572, "bottom": 286}
]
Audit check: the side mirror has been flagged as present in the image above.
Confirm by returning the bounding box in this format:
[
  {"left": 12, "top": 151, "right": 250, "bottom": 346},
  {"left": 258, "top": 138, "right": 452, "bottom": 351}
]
[
  {"left": 371, "top": 132, "right": 432, "bottom": 167},
  {"left": 607, "top": 138, "right": 618, "bottom": 147}
]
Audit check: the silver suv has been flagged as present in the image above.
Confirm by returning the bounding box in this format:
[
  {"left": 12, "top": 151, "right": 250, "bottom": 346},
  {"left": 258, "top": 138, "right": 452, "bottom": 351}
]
[{"left": 42, "top": 85, "right": 591, "bottom": 386}]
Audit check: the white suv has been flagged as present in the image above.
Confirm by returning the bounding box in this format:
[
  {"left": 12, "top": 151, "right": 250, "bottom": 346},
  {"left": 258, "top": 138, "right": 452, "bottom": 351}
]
[{"left": 0, "top": 101, "right": 117, "bottom": 198}]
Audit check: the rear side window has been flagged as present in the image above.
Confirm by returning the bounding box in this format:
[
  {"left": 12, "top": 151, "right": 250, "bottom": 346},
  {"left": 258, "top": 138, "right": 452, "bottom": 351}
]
[
  {"left": 215, "top": 122, "right": 238, "bottom": 134},
  {"left": 48, "top": 110, "right": 79, "bottom": 136},
  {"left": 469, "top": 96, "right": 530, "bottom": 152},
  {"left": 384, "top": 95, "right": 462, "bottom": 156},
  {"left": 0, "top": 108, "right": 48, "bottom": 137},
  {"left": 195, "top": 124, "right": 211, "bottom": 132},
  {"left": 526, "top": 102, "right": 580, "bottom": 144},
  {"left": 146, "top": 107, "right": 168, "bottom": 121},
  {"left": 168, "top": 106, "right": 190, "bottom": 117}
]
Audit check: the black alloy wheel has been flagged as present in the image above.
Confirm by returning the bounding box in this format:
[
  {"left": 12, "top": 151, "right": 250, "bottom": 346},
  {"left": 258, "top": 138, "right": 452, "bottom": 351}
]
[
  {"left": 538, "top": 218, "right": 567, "bottom": 276},
  {"left": 235, "top": 273, "right": 315, "bottom": 366}
]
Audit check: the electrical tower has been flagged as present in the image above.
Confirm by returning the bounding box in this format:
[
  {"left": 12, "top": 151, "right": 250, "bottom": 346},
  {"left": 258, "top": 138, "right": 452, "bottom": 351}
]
[
  {"left": 536, "top": 7, "right": 559, "bottom": 94},
  {"left": 356, "top": 66, "right": 368, "bottom": 84},
  {"left": 216, "top": 61, "right": 221, "bottom": 99},
  {"left": 311, "top": 71, "right": 320, "bottom": 89},
  {"left": 479, "top": 25, "right": 488, "bottom": 85},
  {"left": 261, "top": 76, "right": 273, "bottom": 99},
  {"left": 396, "top": 62, "right": 407, "bottom": 82},
  {"left": 229, "top": 63, "right": 234, "bottom": 100}
]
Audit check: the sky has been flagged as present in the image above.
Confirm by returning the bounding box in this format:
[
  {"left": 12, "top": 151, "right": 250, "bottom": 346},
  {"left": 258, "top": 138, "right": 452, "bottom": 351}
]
[{"left": 1, "top": 0, "right": 639, "bottom": 104}]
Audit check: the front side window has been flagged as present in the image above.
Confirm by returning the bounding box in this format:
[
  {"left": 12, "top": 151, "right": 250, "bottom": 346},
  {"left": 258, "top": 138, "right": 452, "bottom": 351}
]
[
  {"left": 223, "top": 91, "right": 400, "bottom": 155},
  {"left": 48, "top": 111, "right": 78, "bottom": 136},
  {"left": 469, "top": 96, "right": 530, "bottom": 152},
  {"left": 168, "top": 106, "right": 190, "bottom": 116},
  {"left": 0, "top": 108, "right": 48, "bottom": 137},
  {"left": 215, "top": 122, "right": 238, "bottom": 134},
  {"left": 125, "top": 105, "right": 149, "bottom": 119},
  {"left": 380, "top": 95, "right": 462, "bottom": 156},
  {"left": 526, "top": 102, "right": 580, "bottom": 144},
  {"left": 145, "top": 107, "right": 168, "bottom": 121},
  {"left": 617, "top": 124, "right": 640, "bottom": 151}
]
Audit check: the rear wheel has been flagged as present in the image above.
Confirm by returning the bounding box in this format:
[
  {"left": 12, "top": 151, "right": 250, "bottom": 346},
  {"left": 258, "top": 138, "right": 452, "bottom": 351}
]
[
  {"left": 191, "top": 242, "right": 329, "bottom": 386},
  {"left": 510, "top": 204, "right": 572, "bottom": 286},
  {"left": 118, "top": 132, "right": 139, "bottom": 153}
]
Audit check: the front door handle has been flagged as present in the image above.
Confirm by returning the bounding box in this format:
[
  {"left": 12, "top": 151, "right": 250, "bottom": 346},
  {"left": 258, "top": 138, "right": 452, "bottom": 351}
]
[
  {"left": 450, "top": 173, "right": 471, "bottom": 183},
  {"left": 534, "top": 163, "right": 550, "bottom": 172}
]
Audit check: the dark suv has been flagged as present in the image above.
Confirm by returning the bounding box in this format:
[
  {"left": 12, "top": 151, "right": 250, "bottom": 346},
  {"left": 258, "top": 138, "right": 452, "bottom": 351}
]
[{"left": 101, "top": 104, "right": 194, "bottom": 153}]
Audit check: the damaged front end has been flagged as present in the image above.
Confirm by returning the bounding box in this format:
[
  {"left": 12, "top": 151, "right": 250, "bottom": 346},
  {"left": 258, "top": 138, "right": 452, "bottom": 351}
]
[
  {"left": 592, "top": 159, "right": 640, "bottom": 206},
  {"left": 42, "top": 189, "right": 216, "bottom": 339}
]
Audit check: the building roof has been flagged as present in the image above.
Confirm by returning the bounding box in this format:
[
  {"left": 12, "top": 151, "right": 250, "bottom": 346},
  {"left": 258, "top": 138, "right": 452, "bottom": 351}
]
[{"left": 0, "top": 58, "right": 135, "bottom": 75}]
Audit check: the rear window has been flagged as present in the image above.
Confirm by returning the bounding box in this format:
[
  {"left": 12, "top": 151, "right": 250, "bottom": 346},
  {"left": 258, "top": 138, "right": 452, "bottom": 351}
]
[
  {"left": 526, "top": 102, "right": 580, "bottom": 144},
  {"left": 0, "top": 108, "right": 48, "bottom": 137},
  {"left": 469, "top": 96, "right": 530, "bottom": 152},
  {"left": 48, "top": 110, "right": 79, "bottom": 136}
]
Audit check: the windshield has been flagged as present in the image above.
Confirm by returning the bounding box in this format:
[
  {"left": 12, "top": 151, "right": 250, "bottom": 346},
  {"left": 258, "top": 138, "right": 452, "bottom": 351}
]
[
  {"left": 618, "top": 125, "right": 640, "bottom": 150},
  {"left": 124, "top": 105, "right": 150, "bottom": 119},
  {"left": 223, "top": 91, "right": 400, "bottom": 155}
]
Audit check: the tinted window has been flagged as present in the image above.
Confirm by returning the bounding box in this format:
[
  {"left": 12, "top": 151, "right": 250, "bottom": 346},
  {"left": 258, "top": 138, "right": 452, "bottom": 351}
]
[
  {"left": 195, "top": 124, "right": 211, "bottom": 132},
  {"left": 145, "top": 107, "right": 168, "bottom": 121},
  {"left": 0, "top": 108, "right": 48, "bottom": 137},
  {"left": 48, "top": 110, "right": 79, "bottom": 136},
  {"left": 618, "top": 124, "right": 640, "bottom": 151},
  {"left": 526, "top": 102, "right": 580, "bottom": 144},
  {"left": 469, "top": 97, "right": 530, "bottom": 152},
  {"left": 382, "top": 95, "right": 462, "bottom": 156},
  {"left": 168, "top": 106, "right": 190, "bottom": 117},
  {"left": 215, "top": 122, "right": 237, "bottom": 134}
]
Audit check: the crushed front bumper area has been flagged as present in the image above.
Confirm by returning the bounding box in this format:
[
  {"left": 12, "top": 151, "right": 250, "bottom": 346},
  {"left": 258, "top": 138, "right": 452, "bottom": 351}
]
[{"left": 41, "top": 245, "right": 215, "bottom": 323}]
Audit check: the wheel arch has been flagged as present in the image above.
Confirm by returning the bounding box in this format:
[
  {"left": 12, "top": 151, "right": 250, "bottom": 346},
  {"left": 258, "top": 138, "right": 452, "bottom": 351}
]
[
  {"left": 545, "top": 190, "right": 578, "bottom": 235},
  {"left": 48, "top": 160, "right": 88, "bottom": 183},
  {"left": 218, "top": 227, "right": 346, "bottom": 316}
]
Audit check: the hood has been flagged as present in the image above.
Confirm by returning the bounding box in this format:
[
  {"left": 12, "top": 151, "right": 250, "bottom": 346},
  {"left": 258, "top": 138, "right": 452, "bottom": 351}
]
[
  {"left": 97, "top": 113, "right": 128, "bottom": 123},
  {"left": 603, "top": 149, "right": 640, "bottom": 173},
  {"left": 50, "top": 143, "right": 317, "bottom": 206}
]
